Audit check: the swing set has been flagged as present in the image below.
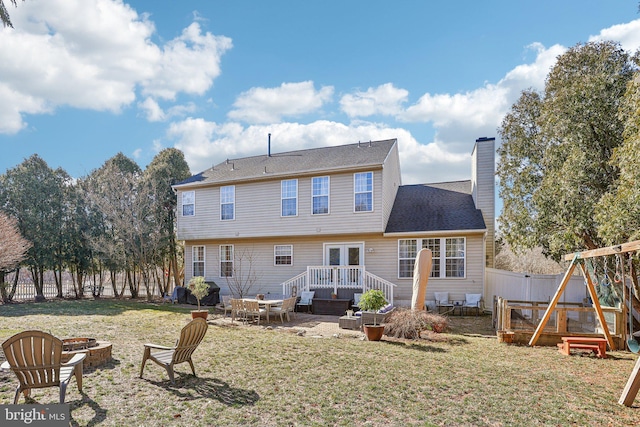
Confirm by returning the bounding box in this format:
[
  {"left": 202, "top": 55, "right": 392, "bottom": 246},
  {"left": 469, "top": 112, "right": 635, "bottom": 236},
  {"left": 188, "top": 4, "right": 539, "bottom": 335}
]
[{"left": 527, "top": 240, "right": 640, "bottom": 406}]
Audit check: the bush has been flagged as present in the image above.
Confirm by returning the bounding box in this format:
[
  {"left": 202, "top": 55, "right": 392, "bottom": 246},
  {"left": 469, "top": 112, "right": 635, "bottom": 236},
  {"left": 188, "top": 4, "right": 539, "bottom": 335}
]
[{"left": 384, "top": 308, "right": 449, "bottom": 339}]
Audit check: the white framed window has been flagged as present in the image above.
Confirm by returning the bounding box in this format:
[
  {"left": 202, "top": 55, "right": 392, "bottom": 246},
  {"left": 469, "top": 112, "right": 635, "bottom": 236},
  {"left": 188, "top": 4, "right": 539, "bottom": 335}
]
[
  {"left": 445, "top": 238, "right": 466, "bottom": 278},
  {"left": 422, "top": 238, "right": 441, "bottom": 278},
  {"left": 192, "top": 245, "right": 205, "bottom": 277},
  {"left": 220, "top": 245, "right": 233, "bottom": 277},
  {"left": 182, "top": 191, "right": 195, "bottom": 216},
  {"left": 312, "top": 176, "right": 329, "bottom": 215},
  {"left": 398, "top": 237, "right": 465, "bottom": 278},
  {"left": 281, "top": 179, "right": 298, "bottom": 217},
  {"left": 354, "top": 172, "right": 373, "bottom": 212},
  {"left": 274, "top": 245, "right": 293, "bottom": 266},
  {"left": 398, "top": 239, "right": 417, "bottom": 278},
  {"left": 220, "top": 186, "right": 235, "bottom": 221}
]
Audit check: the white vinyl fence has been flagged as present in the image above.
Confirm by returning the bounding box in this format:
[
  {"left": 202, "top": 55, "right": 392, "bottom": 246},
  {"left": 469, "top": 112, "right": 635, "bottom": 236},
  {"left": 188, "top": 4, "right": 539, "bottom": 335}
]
[{"left": 485, "top": 267, "right": 588, "bottom": 313}]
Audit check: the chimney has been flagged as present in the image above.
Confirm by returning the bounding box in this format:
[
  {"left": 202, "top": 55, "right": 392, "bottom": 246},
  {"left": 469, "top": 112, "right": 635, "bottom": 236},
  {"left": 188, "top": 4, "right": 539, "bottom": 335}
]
[
  {"left": 268, "top": 133, "right": 271, "bottom": 157},
  {"left": 471, "top": 137, "right": 495, "bottom": 268}
]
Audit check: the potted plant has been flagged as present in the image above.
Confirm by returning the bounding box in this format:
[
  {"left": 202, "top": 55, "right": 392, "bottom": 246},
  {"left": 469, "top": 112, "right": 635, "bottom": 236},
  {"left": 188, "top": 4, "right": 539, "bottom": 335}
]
[
  {"left": 358, "top": 289, "right": 388, "bottom": 341},
  {"left": 188, "top": 276, "right": 210, "bottom": 320}
]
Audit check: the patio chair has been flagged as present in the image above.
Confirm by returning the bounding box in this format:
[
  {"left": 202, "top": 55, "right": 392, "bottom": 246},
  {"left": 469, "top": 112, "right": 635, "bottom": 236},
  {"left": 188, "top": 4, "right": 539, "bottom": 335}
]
[
  {"left": 434, "top": 292, "right": 453, "bottom": 314},
  {"left": 217, "top": 295, "right": 232, "bottom": 317},
  {"left": 230, "top": 298, "right": 245, "bottom": 323},
  {"left": 1, "top": 330, "right": 86, "bottom": 404},
  {"left": 296, "top": 291, "right": 315, "bottom": 313},
  {"left": 352, "top": 293, "right": 362, "bottom": 310},
  {"left": 270, "top": 297, "right": 297, "bottom": 323},
  {"left": 139, "top": 318, "right": 208, "bottom": 384},
  {"left": 243, "top": 300, "right": 267, "bottom": 325},
  {"left": 463, "top": 293, "right": 482, "bottom": 316}
]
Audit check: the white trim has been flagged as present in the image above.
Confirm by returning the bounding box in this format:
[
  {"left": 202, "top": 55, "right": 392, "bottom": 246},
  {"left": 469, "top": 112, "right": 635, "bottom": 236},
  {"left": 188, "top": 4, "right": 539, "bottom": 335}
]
[
  {"left": 192, "top": 245, "right": 205, "bottom": 277},
  {"left": 311, "top": 176, "right": 330, "bottom": 215},
  {"left": 274, "top": 244, "right": 293, "bottom": 266},
  {"left": 219, "top": 244, "right": 234, "bottom": 278},
  {"left": 353, "top": 171, "right": 374, "bottom": 213},
  {"left": 182, "top": 191, "right": 195, "bottom": 217},
  {"left": 281, "top": 179, "right": 298, "bottom": 217},
  {"left": 220, "top": 185, "right": 235, "bottom": 221}
]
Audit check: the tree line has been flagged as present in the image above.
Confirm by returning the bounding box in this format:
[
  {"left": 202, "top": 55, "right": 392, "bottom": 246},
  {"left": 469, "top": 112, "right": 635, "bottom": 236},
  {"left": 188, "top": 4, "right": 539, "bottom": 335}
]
[
  {"left": 0, "top": 149, "right": 191, "bottom": 302},
  {"left": 497, "top": 40, "right": 640, "bottom": 301}
]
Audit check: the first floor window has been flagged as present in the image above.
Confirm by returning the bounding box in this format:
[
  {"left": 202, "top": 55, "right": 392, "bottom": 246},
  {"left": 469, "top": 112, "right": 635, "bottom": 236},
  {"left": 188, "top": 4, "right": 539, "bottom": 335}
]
[
  {"left": 193, "top": 245, "right": 205, "bottom": 277},
  {"left": 220, "top": 245, "right": 233, "bottom": 277},
  {"left": 398, "top": 237, "right": 465, "bottom": 278},
  {"left": 398, "top": 239, "right": 417, "bottom": 278},
  {"left": 182, "top": 191, "right": 195, "bottom": 216},
  {"left": 274, "top": 245, "right": 293, "bottom": 265}
]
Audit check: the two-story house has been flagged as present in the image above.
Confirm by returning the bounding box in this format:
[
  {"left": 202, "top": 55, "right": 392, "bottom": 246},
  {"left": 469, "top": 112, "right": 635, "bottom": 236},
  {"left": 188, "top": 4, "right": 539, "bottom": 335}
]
[{"left": 173, "top": 137, "right": 495, "bottom": 307}]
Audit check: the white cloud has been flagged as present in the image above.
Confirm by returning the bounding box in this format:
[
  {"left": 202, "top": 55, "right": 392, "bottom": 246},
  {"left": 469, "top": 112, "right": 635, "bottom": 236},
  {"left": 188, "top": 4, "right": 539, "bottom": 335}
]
[
  {"left": 0, "top": 0, "right": 231, "bottom": 134},
  {"left": 340, "top": 83, "right": 408, "bottom": 118},
  {"left": 139, "top": 97, "right": 165, "bottom": 122},
  {"left": 138, "top": 97, "right": 196, "bottom": 122},
  {"left": 167, "top": 117, "right": 473, "bottom": 184},
  {"left": 588, "top": 18, "right": 640, "bottom": 52},
  {"left": 228, "top": 81, "right": 334, "bottom": 124}
]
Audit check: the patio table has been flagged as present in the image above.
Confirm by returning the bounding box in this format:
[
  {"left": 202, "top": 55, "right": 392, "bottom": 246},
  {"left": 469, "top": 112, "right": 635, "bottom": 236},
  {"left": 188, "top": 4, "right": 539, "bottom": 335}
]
[{"left": 241, "top": 298, "right": 283, "bottom": 323}]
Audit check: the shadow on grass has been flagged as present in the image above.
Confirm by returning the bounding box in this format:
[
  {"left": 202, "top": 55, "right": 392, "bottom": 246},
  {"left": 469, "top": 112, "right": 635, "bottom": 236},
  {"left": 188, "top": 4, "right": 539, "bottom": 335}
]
[
  {"left": 383, "top": 340, "right": 449, "bottom": 353},
  {"left": 146, "top": 376, "right": 260, "bottom": 407},
  {"left": 0, "top": 299, "right": 192, "bottom": 317},
  {"left": 69, "top": 392, "right": 108, "bottom": 427}
]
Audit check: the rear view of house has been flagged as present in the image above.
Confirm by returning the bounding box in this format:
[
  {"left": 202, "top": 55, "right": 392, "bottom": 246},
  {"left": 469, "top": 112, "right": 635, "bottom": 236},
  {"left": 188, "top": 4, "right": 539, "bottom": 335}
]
[{"left": 173, "top": 137, "right": 494, "bottom": 307}]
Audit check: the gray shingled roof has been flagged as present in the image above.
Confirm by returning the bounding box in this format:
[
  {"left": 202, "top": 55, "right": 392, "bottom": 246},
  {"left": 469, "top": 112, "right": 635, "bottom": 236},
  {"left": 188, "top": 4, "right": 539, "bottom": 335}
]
[
  {"left": 385, "top": 181, "right": 487, "bottom": 233},
  {"left": 174, "top": 139, "right": 397, "bottom": 187}
]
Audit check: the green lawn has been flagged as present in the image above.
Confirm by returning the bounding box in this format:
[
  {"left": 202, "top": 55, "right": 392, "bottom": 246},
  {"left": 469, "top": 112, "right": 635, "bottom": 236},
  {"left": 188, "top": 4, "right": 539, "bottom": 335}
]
[{"left": 0, "top": 299, "right": 638, "bottom": 426}]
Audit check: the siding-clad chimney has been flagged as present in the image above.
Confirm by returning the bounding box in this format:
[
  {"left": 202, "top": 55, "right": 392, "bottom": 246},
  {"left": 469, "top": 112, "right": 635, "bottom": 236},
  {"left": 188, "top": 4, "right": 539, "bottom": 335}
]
[{"left": 471, "top": 137, "right": 495, "bottom": 268}]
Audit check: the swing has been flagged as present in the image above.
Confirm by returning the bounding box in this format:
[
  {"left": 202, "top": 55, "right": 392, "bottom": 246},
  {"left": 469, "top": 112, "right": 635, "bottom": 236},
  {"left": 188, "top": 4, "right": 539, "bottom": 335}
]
[{"left": 622, "top": 254, "right": 640, "bottom": 353}]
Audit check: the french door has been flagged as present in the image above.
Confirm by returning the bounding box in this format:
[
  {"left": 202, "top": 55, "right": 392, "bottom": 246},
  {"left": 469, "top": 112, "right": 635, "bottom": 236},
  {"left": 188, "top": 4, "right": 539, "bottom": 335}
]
[{"left": 323, "top": 243, "right": 363, "bottom": 287}]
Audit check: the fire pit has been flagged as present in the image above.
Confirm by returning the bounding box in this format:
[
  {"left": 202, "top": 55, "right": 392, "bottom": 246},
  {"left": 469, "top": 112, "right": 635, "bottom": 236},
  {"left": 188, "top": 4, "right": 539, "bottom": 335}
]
[
  {"left": 61, "top": 337, "right": 112, "bottom": 368},
  {"left": 62, "top": 337, "right": 97, "bottom": 351}
]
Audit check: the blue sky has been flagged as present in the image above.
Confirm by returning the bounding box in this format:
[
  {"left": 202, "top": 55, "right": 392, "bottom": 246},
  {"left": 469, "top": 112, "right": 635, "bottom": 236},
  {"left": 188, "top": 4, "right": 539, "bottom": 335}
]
[{"left": 1, "top": 0, "right": 639, "bottom": 192}]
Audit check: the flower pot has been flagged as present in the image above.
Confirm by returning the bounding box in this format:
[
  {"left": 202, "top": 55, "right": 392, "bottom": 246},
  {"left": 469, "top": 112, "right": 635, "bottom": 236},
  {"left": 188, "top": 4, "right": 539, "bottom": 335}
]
[
  {"left": 191, "top": 310, "right": 209, "bottom": 320},
  {"left": 363, "top": 324, "right": 385, "bottom": 341}
]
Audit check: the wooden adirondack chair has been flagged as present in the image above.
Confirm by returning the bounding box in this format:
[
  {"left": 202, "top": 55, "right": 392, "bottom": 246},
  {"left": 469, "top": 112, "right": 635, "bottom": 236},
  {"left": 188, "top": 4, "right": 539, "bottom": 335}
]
[
  {"left": 1, "top": 330, "right": 86, "bottom": 404},
  {"left": 139, "top": 318, "right": 208, "bottom": 384}
]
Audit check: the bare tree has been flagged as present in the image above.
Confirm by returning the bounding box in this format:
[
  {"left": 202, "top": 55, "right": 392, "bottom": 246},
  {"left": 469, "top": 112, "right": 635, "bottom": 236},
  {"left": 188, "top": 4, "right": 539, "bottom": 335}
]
[
  {"left": 0, "top": 211, "right": 31, "bottom": 302},
  {"left": 495, "top": 240, "right": 565, "bottom": 275},
  {"left": 1, "top": 0, "right": 22, "bottom": 28},
  {"left": 224, "top": 248, "right": 263, "bottom": 298},
  {"left": 0, "top": 211, "right": 30, "bottom": 271}
]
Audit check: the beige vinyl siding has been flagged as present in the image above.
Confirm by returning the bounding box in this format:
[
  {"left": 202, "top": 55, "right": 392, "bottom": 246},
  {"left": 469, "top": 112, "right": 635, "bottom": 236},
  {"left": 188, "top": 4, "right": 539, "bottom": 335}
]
[
  {"left": 177, "top": 169, "right": 385, "bottom": 241},
  {"left": 471, "top": 140, "right": 495, "bottom": 267},
  {"left": 182, "top": 231, "right": 485, "bottom": 306},
  {"left": 380, "top": 142, "right": 401, "bottom": 229}
]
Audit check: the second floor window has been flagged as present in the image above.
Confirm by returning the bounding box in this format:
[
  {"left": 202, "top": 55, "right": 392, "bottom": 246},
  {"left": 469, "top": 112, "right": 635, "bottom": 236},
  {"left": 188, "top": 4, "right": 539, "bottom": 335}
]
[
  {"left": 312, "top": 176, "right": 329, "bottom": 215},
  {"left": 220, "top": 186, "right": 235, "bottom": 220},
  {"left": 182, "top": 191, "right": 195, "bottom": 216},
  {"left": 354, "top": 172, "right": 373, "bottom": 212},
  {"left": 281, "top": 179, "right": 298, "bottom": 216}
]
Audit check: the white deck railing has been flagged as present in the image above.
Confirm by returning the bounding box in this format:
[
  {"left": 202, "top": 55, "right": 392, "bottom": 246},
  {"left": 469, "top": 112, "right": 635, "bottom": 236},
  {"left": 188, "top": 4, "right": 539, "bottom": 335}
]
[{"left": 281, "top": 266, "right": 396, "bottom": 305}]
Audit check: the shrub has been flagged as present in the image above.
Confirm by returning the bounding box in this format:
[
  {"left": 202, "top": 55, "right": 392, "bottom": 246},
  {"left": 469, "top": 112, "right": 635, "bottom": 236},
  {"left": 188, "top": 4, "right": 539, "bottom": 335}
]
[
  {"left": 384, "top": 308, "right": 449, "bottom": 339},
  {"left": 188, "top": 276, "right": 209, "bottom": 311}
]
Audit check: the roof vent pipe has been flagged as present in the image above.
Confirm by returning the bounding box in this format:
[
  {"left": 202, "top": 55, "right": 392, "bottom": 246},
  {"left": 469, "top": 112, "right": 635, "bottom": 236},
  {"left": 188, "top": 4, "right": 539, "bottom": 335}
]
[{"left": 268, "top": 133, "right": 271, "bottom": 157}]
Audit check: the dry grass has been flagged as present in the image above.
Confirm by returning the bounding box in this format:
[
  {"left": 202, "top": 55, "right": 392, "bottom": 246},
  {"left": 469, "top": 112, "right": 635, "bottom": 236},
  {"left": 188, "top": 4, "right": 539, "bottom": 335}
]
[{"left": 1, "top": 299, "right": 639, "bottom": 426}]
